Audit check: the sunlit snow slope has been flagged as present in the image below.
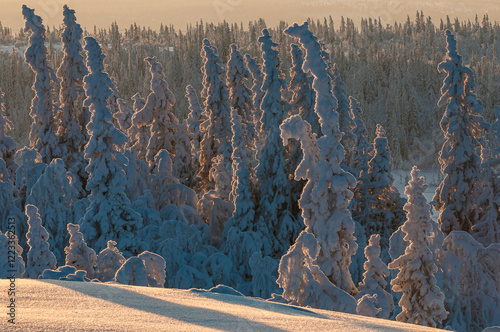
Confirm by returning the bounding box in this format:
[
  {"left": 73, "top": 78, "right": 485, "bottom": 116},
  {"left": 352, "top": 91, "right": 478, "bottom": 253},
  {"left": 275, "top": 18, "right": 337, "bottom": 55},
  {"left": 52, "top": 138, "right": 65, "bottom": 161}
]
[{"left": 1, "top": 280, "right": 443, "bottom": 331}]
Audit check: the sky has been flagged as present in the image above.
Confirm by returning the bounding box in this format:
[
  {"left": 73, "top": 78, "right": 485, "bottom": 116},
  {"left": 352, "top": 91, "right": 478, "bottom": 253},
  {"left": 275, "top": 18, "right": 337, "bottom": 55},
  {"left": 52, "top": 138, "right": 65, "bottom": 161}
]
[{"left": 1, "top": 0, "right": 499, "bottom": 33}]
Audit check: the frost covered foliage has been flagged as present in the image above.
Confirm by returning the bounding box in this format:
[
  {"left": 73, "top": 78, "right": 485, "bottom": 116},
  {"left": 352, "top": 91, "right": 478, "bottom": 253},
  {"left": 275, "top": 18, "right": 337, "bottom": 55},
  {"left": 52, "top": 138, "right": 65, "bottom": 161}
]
[
  {"left": 25, "top": 204, "right": 57, "bottom": 279},
  {"left": 0, "top": 89, "right": 17, "bottom": 183},
  {"left": 114, "top": 256, "right": 149, "bottom": 286},
  {"left": 221, "top": 109, "right": 259, "bottom": 280},
  {"left": 0, "top": 231, "right": 25, "bottom": 278},
  {"left": 244, "top": 54, "right": 264, "bottom": 141},
  {"left": 198, "top": 39, "right": 232, "bottom": 197},
  {"left": 388, "top": 167, "right": 447, "bottom": 327},
  {"left": 352, "top": 124, "right": 405, "bottom": 262},
  {"left": 148, "top": 150, "right": 180, "bottom": 209},
  {"left": 185, "top": 85, "right": 205, "bottom": 177},
  {"left": 277, "top": 231, "right": 357, "bottom": 313},
  {"left": 96, "top": 240, "right": 125, "bottom": 282},
  {"left": 332, "top": 64, "right": 355, "bottom": 171},
  {"left": 114, "top": 98, "right": 134, "bottom": 135},
  {"left": 255, "top": 29, "right": 295, "bottom": 258},
  {"left": 289, "top": 44, "right": 318, "bottom": 136},
  {"left": 23, "top": 5, "right": 62, "bottom": 164},
  {"left": 56, "top": 5, "right": 88, "bottom": 159},
  {"left": 123, "top": 150, "right": 148, "bottom": 203},
  {"left": 129, "top": 93, "right": 149, "bottom": 160},
  {"left": 138, "top": 251, "right": 166, "bottom": 287},
  {"left": 284, "top": 22, "right": 358, "bottom": 295},
  {"left": 355, "top": 234, "right": 394, "bottom": 319},
  {"left": 349, "top": 96, "right": 371, "bottom": 179},
  {"left": 172, "top": 121, "right": 193, "bottom": 185},
  {"left": 226, "top": 45, "right": 255, "bottom": 140},
  {"left": 434, "top": 30, "right": 488, "bottom": 236},
  {"left": 133, "top": 57, "right": 178, "bottom": 166},
  {"left": 65, "top": 223, "right": 98, "bottom": 279},
  {"left": 441, "top": 231, "right": 500, "bottom": 331},
  {"left": 250, "top": 252, "right": 278, "bottom": 299},
  {"left": 79, "top": 37, "right": 145, "bottom": 257},
  {"left": 26, "top": 158, "right": 79, "bottom": 265},
  {"left": 471, "top": 113, "right": 500, "bottom": 247},
  {"left": 15, "top": 148, "right": 46, "bottom": 209}
]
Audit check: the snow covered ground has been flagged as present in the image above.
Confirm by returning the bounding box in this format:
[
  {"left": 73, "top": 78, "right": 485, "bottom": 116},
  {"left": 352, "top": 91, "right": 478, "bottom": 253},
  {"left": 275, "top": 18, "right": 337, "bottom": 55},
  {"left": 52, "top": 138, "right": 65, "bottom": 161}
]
[{"left": 1, "top": 279, "right": 444, "bottom": 331}]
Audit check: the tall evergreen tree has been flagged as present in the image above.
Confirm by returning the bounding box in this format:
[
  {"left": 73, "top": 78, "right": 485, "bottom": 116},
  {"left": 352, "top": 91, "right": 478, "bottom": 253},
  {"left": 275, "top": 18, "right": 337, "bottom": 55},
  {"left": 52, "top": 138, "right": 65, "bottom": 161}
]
[
  {"left": 23, "top": 5, "right": 62, "bottom": 164},
  {"left": 244, "top": 54, "right": 265, "bottom": 144},
  {"left": 349, "top": 96, "right": 371, "bottom": 179},
  {"left": 433, "top": 30, "right": 488, "bottom": 235},
  {"left": 79, "top": 37, "right": 145, "bottom": 257},
  {"left": 283, "top": 22, "right": 358, "bottom": 295},
  {"left": 0, "top": 89, "right": 16, "bottom": 183},
  {"left": 185, "top": 85, "right": 205, "bottom": 179}
]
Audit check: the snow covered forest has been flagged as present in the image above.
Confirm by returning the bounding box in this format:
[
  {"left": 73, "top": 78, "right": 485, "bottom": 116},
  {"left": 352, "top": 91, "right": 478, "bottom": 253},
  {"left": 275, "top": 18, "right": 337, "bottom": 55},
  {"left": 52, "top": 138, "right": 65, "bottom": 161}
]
[{"left": 0, "top": 5, "right": 499, "bottom": 332}]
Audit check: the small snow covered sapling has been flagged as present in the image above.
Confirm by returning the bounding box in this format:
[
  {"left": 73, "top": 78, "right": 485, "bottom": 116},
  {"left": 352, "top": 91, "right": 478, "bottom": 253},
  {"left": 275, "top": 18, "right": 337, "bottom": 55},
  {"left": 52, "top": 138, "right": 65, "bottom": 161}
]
[
  {"left": 25, "top": 204, "right": 57, "bottom": 279},
  {"left": 249, "top": 251, "right": 278, "bottom": 299},
  {"left": 138, "top": 251, "right": 166, "bottom": 287},
  {"left": 96, "top": 240, "right": 125, "bottom": 282},
  {"left": 65, "top": 223, "right": 97, "bottom": 280},
  {"left": 0, "top": 231, "right": 25, "bottom": 278},
  {"left": 114, "top": 256, "right": 149, "bottom": 287}
]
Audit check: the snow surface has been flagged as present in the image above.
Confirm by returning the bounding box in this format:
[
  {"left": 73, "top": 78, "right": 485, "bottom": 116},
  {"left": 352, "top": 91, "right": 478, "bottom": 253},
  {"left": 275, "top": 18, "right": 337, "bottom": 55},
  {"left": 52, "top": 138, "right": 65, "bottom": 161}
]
[{"left": 0, "top": 279, "right": 444, "bottom": 331}]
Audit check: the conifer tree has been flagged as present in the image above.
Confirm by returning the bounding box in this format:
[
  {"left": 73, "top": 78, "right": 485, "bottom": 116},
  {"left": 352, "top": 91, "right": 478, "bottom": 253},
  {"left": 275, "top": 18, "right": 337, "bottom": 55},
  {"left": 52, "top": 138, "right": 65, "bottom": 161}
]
[
  {"left": 433, "top": 30, "right": 488, "bottom": 235},
  {"left": 0, "top": 231, "right": 25, "bottom": 278},
  {"left": 185, "top": 85, "right": 205, "bottom": 178},
  {"left": 244, "top": 54, "right": 265, "bottom": 144},
  {"left": 23, "top": 5, "right": 62, "bottom": 164},
  {"left": 25, "top": 204, "right": 57, "bottom": 279},
  {"left": 96, "top": 240, "right": 126, "bottom": 282},
  {"left": 128, "top": 93, "right": 149, "bottom": 159},
  {"left": 79, "top": 37, "right": 145, "bottom": 257},
  {"left": 284, "top": 22, "right": 358, "bottom": 295},
  {"left": 389, "top": 167, "right": 447, "bottom": 327},
  {"left": 349, "top": 96, "right": 371, "bottom": 179},
  {"left": 0, "top": 89, "right": 17, "bottom": 183},
  {"left": 65, "top": 223, "right": 98, "bottom": 279}
]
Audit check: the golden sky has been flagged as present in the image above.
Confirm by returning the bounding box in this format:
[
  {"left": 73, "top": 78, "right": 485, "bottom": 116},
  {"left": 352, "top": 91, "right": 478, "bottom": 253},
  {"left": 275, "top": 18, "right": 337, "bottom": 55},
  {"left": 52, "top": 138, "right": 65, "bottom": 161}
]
[{"left": 1, "top": 0, "right": 498, "bottom": 32}]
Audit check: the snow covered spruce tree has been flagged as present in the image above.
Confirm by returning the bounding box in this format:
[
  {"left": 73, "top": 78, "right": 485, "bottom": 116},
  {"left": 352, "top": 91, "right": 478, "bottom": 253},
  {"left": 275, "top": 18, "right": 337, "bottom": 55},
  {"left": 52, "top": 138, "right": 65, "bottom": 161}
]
[
  {"left": 351, "top": 124, "right": 405, "bottom": 262},
  {"left": 433, "top": 30, "right": 488, "bottom": 236},
  {"left": 185, "top": 85, "right": 205, "bottom": 180},
  {"left": 226, "top": 44, "right": 255, "bottom": 141},
  {"left": 349, "top": 96, "right": 371, "bottom": 179},
  {"left": 23, "top": 5, "right": 62, "bottom": 164},
  {"left": 198, "top": 39, "right": 233, "bottom": 199},
  {"left": 355, "top": 234, "right": 394, "bottom": 319},
  {"left": 96, "top": 240, "right": 125, "bottom": 282},
  {"left": 26, "top": 158, "right": 79, "bottom": 265},
  {"left": 79, "top": 37, "right": 145, "bottom": 257},
  {"left": 255, "top": 29, "right": 298, "bottom": 258},
  {"left": 25, "top": 204, "right": 57, "bottom": 279},
  {"left": 471, "top": 110, "right": 500, "bottom": 247},
  {"left": 221, "top": 108, "right": 261, "bottom": 280},
  {"left": 388, "top": 167, "right": 447, "bottom": 327},
  {"left": 0, "top": 231, "right": 25, "bottom": 278},
  {"left": 0, "top": 89, "right": 17, "bottom": 183},
  {"left": 332, "top": 64, "right": 356, "bottom": 172},
  {"left": 132, "top": 57, "right": 178, "bottom": 167},
  {"left": 244, "top": 54, "right": 265, "bottom": 141},
  {"left": 65, "top": 223, "right": 98, "bottom": 279},
  {"left": 56, "top": 5, "right": 88, "bottom": 163},
  {"left": 128, "top": 92, "right": 148, "bottom": 159},
  {"left": 283, "top": 22, "right": 358, "bottom": 295}
]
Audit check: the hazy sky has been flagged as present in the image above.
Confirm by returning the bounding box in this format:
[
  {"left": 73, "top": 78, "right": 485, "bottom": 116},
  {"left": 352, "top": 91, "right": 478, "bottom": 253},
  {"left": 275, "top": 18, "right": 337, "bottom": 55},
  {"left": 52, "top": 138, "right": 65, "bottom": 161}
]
[{"left": 2, "top": 0, "right": 499, "bottom": 32}]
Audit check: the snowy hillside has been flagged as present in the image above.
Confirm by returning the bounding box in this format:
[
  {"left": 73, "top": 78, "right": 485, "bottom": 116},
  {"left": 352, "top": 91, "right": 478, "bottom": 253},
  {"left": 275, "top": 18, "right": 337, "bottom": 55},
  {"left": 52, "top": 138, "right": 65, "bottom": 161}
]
[{"left": 1, "top": 279, "right": 443, "bottom": 331}]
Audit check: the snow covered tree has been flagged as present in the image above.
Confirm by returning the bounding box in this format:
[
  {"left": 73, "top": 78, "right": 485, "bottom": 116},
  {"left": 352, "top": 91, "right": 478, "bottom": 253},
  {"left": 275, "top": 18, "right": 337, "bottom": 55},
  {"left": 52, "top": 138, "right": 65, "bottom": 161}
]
[
  {"left": 65, "top": 223, "right": 98, "bottom": 280},
  {"left": 356, "top": 234, "right": 394, "bottom": 319},
  {"left": 114, "top": 256, "right": 149, "bottom": 286},
  {"left": 133, "top": 57, "right": 178, "bottom": 166},
  {"left": 96, "top": 240, "right": 125, "bottom": 282},
  {"left": 138, "top": 251, "right": 166, "bottom": 287},
  {"left": 172, "top": 121, "right": 193, "bottom": 186},
  {"left": 434, "top": 30, "right": 488, "bottom": 235},
  {"left": 388, "top": 167, "right": 447, "bottom": 327},
  {"left": 227, "top": 45, "right": 254, "bottom": 132},
  {"left": 441, "top": 231, "right": 500, "bottom": 331},
  {"left": 56, "top": 5, "right": 87, "bottom": 159},
  {"left": 114, "top": 98, "right": 134, "bottom": 135},
  {"left": 283, "top": 22, "right": 358, "bottom": 295},
  {"left": 255, "top": 29, "right": 296, "bottom": 258},
  {"left": 349, "top": 96, "right": 371, "bottom": 179},
  {"left": 14, "top": 147, "right": 46, "bottom": 211},
  {"left": 351, "top": 124, "right": 405, "bottom": 262},
  {"left": 23, "top": 5, "right": 62, "bottom": 164},
  {"left": 79, "top": 37, "right": 145, "bottom": 257},
  {"left": 244, "top": 54, "right": 265, "bottom": 141},
  {"left": 148, "top": 150, "right": 179, "bottom": 210},
  {"left": 197, "top": 39, "right": 233, "bottom": 199},
  {"left": 0, "top": 89, "right": 17, "bottom": 183},
  {"left": 277, "top": 231, "right": 357, "bottom": 313},
  {"left": 332, "top": 63, "right": 356, "bottom": 171},
  {"left": 128, "top": 93, "right": 149, "bottom": 159},
  {"left": 25, "top": 204, "right": 57, "bottom": 279},
  {"left": 185, "top": 85, "right": 205, "bottom": 178},
  {"left": 26, "top": 158, "right": 79, "bottom": 265},
  {"left": 250, "top": 251, "right": 278, "bottom": 298},
  {"left": 0, "top": 231, "right": 25, "bottom": 278}
]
